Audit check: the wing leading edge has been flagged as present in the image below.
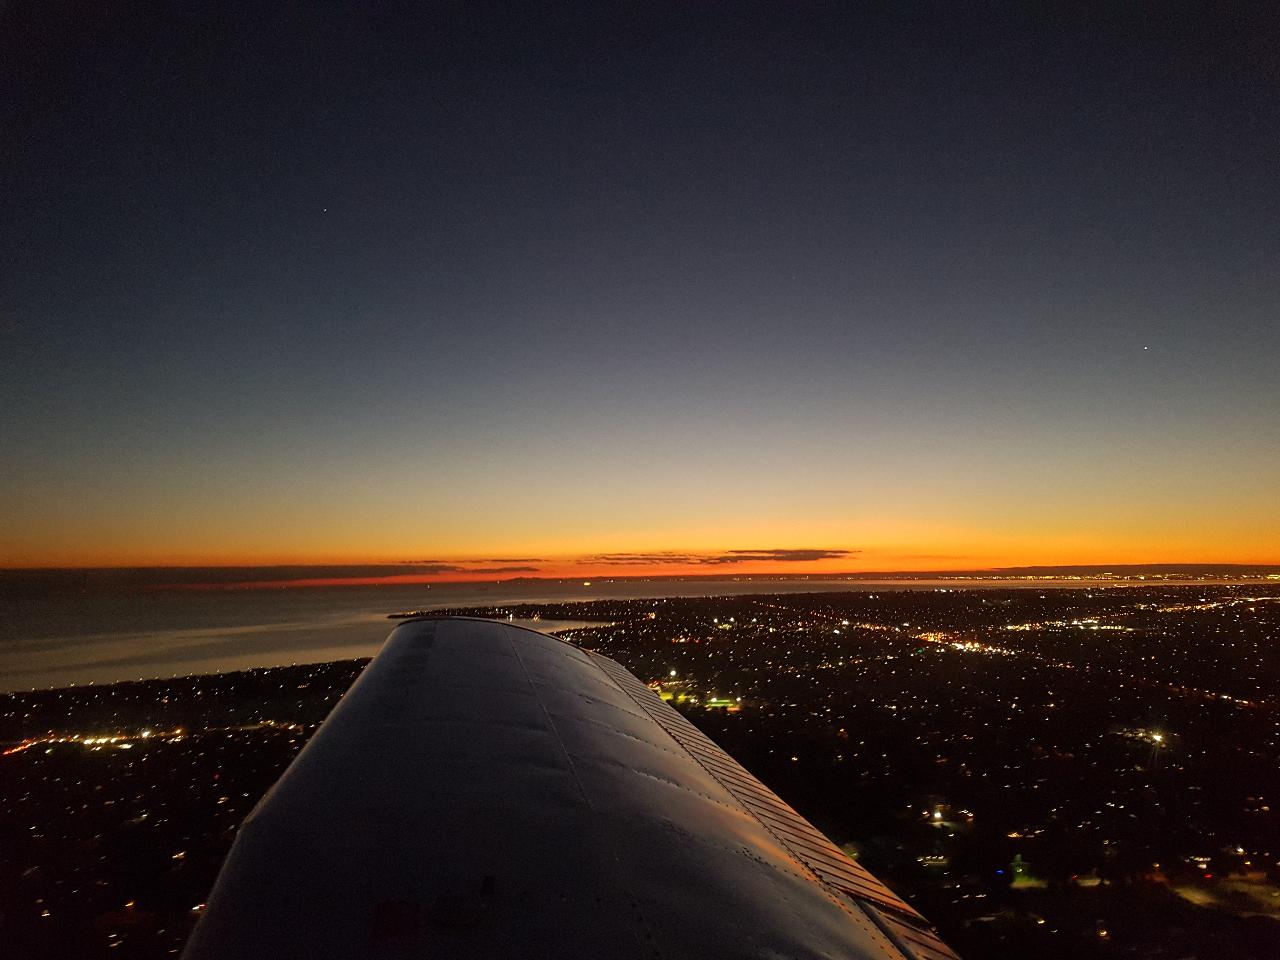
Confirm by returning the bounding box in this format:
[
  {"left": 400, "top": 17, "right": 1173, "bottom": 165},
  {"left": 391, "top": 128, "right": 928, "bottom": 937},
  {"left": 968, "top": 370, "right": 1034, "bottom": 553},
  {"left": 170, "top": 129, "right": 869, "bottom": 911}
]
[{"left": 183, "top": 617, "right": 959, "bottom": 959}]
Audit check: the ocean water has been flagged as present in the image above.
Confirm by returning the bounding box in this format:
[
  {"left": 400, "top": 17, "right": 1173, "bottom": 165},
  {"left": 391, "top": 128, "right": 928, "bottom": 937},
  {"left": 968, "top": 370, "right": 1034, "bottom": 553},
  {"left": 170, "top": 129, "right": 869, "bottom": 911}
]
[{"left": 0, "top": 574, "right": 1181, "bottom": 692}]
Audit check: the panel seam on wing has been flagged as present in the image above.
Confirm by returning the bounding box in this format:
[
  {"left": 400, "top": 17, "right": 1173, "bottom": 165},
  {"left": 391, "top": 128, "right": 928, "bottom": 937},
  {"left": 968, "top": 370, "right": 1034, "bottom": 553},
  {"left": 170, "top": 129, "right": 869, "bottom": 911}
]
[
  {"left": 585, "top": 651, "right": 911, "bottom": 958},
  {"left": 601, "top": 656, "right": 961, "bottom": 958},
  {"left": 508, "top": 631, "right": 666, "bottom": 960}
]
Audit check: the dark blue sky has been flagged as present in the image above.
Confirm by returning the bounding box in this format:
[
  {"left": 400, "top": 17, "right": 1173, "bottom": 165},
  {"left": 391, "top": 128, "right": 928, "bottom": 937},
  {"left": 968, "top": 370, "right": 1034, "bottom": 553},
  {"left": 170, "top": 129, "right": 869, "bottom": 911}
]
[{"left": 2, "top": 2, "right": 1277, "bottom": 567}]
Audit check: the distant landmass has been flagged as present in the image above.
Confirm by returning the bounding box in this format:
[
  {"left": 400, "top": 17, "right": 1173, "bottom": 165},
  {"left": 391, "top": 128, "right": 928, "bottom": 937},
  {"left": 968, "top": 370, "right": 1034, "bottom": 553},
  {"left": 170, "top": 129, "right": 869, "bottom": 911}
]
[
  {"left": 1, "top": 562, "right": 1277, "bottom": 595},
  {"left": 889, "top": 563, "right": 1280, "bottom": 578}
]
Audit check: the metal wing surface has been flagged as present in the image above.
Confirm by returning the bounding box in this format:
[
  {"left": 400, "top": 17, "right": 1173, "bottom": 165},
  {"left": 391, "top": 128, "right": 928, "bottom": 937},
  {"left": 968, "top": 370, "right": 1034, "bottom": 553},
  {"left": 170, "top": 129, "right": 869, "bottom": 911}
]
[{"left": 183, "top": 617, "right": 959, "bottom": 959}]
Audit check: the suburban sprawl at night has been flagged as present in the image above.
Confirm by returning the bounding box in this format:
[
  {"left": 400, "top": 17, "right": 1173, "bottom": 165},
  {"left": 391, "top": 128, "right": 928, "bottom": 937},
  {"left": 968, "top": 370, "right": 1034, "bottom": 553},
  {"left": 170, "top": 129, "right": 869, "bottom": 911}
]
[{"left": 3, "top": 585, "right": 1278, "bottom": 958}]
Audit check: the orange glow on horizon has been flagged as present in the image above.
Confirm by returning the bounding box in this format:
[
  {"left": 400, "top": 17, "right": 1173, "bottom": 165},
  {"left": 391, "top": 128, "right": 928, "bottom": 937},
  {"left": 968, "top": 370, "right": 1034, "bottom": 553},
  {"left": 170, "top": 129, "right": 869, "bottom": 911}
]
[
  {"left": 7, "top": 532, "right": 1280, "bottom": 579},
  {"left": 6, "top": 432, "right": 1278, "bottom": 574},
  {"left": 7, "top": 541, "right": 1280, "bottom": 580},
  {"left": 5, "top": 500, "right": 1280, "bottom": 579},
  {"left": 47, "top": 544, "right": 1280, "bottom": 592}
]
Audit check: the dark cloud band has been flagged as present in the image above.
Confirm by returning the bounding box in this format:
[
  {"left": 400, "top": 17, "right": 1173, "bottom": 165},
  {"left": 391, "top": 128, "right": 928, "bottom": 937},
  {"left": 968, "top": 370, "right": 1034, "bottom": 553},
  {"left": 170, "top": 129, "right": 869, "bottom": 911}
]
[{"left": 583, "top": 549, "right": 856, "bottom": 566}]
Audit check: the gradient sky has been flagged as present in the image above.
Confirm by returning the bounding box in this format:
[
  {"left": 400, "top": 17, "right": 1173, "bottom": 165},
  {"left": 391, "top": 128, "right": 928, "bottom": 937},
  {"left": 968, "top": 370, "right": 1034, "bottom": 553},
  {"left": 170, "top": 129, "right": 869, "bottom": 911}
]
[{"left": 2, "top": 2, "right": 1278, "bottom": 573}]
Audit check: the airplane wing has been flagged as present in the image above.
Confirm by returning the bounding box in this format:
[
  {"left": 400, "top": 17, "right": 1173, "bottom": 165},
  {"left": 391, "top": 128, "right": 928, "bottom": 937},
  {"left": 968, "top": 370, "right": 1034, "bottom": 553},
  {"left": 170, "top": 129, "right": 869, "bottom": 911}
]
[{"left": 183, "top": 617, "right": 959, "bottom": 959}]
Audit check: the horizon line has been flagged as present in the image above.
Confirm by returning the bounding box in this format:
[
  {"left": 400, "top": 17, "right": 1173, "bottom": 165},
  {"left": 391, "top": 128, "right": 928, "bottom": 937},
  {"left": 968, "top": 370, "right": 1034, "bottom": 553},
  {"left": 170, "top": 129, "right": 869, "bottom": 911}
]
[{"left": 2, "top": 561, "right": 1279, "bottom": 593}]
